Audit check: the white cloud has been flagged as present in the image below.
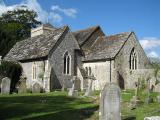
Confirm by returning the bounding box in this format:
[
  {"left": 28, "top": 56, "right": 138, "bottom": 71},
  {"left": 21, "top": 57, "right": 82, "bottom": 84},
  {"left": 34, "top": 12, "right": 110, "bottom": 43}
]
[
  {"left": 21, "top": 0, "right": 48, "bottom": 23},
  {"left": 0, "top": 0, "right": 77, "bottom": 24},
  {"left": 51, "top": 5, "right": 77, "bottom": 18},
  {"left": 140, "top": 37, "right": 160, "bottom": 49},
  {"left": 147, "top": 51, "right": 159, "bottom": 58}
]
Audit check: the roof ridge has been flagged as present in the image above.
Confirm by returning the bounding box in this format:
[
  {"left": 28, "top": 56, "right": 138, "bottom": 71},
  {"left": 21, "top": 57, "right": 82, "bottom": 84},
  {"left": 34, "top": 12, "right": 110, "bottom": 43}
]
[
  {"left": 106, "top": 31, "right": 132, "bottom": 38},
  {"left": 73, "top": 25, "right": 99, "bottom": 33}
]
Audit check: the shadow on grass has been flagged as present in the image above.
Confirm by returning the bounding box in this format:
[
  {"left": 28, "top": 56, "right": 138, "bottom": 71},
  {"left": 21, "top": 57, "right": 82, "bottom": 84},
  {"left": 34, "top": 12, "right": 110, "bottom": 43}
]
[{"left": 0, "top": 93, "right": 98, "bottom": 120}]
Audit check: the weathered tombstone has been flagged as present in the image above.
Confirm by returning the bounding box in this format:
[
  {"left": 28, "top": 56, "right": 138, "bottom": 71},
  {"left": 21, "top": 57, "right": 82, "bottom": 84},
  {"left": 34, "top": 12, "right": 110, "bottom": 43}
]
[
  {"left": 68, "top": 77, "right": 78, "bottom": 97},
  {"left": 17, "top": 74, "right": 27, "bottom": 93},
  {"left": 130, "top": 81, "right": 141, "bottom": 109},
  {"left": 84, "top": 76, "right": 95, "bottom": 96},
  {"left": 32, "top": 83, "right": 41, "bottom": 93},
  {"left": 99, "top": 83, "right": 121, "bottom": 120},
  {"left": 1, "top": 77, "right": 11, "bottom": 94}
]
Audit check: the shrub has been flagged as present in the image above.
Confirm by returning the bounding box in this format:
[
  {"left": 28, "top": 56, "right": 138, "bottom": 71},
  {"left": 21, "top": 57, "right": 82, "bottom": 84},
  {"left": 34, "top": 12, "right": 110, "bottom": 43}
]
[{"left": 0, "top": 60, "right": 22, "bottom": 92}]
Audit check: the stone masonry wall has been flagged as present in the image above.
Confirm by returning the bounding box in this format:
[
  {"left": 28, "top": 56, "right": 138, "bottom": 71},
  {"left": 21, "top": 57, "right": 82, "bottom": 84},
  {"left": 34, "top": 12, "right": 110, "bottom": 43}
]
[
  {"left": 21, "top": 60, "right": 47, "bottom": 89},
  {"left": 49, "top": 30, "right": 80, "bottom": 89},
  {"left": 83, "top": 60, "right": 115, "bottom": 90},
  {"left": 114, "top": 32, "right": 151, "bottom": 89}
]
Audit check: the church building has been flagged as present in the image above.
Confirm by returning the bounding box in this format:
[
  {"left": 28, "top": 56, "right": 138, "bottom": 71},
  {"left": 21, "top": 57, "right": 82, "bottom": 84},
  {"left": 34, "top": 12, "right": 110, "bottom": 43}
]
[{"left": 4, "top": 23, "right": 151, "bottom": 92}]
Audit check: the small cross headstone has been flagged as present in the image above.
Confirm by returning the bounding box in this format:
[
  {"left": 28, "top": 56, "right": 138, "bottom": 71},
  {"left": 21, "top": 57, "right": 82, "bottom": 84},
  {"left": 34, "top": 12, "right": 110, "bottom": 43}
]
[
  {"left": 130, "top": 81, "right": 141, "bottom": 109},
  {"left": 32, "top": 83, "right": 41, "bottom": 93},
  {"left": 99, "top": 83, "right": 121, "bottom": 120},
  {"left": 1, "top": 77, "right": 11, "bottom": 94}
]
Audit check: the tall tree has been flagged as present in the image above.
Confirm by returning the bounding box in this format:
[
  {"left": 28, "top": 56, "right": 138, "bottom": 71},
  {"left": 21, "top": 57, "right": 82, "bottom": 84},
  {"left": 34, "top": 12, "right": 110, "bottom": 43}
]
[{"left": 0, "top": 6, "right": 41, "bottom": 57}]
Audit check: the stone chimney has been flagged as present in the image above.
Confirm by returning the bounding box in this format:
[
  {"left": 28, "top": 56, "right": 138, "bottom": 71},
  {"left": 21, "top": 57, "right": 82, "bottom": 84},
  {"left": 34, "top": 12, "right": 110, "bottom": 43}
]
[{"left": 31, "top": 23, "right": 56, "bottom": 37}]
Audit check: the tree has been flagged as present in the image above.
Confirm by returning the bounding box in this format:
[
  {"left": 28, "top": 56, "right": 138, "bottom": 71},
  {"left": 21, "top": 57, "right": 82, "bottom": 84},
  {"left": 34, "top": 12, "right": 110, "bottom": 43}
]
[
  {"left": 0, "top": 60, "right": 22, "bottom": 92},
  {"left": 0, "top": 6, "right": 41, "bottom": 57}
]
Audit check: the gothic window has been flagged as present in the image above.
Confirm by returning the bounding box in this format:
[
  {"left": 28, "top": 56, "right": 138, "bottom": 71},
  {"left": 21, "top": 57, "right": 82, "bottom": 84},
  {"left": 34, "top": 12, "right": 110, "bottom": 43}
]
[
  {"left": 32, "top": 62, "right": 37, "bottom": 79},
  {"left": 130, "top": 48, "right": 138, "bottom": 70},
  {"left": 85, "top": 67, "right": 88, "bottom": 76},
  {"left": 89, "top": 67, "right": 92, "bottom": 76},
  {"left": 64, "top": 51, "right": 71, "bottom": 75}
]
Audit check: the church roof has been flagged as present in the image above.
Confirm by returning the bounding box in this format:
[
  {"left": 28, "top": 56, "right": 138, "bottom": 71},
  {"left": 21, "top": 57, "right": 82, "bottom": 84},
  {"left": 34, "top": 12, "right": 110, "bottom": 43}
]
[
  {"left": 4, "top": 26, "right": 68, "bottom": 61},
  {"left": 72, "top": 26, "right": 100, "bottom": 46},
  {"left": 83, "top": 32, "right": 132, "bottom": 61}
]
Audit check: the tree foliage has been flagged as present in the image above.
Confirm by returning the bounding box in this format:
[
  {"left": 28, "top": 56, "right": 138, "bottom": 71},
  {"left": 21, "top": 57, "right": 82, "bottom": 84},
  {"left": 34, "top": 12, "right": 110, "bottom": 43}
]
[
  {"left": 0, "top": 60, "right": 22, "bottom": 92},
  {"left": 0, "top": 6, "right": 41, "bottom": 57}
]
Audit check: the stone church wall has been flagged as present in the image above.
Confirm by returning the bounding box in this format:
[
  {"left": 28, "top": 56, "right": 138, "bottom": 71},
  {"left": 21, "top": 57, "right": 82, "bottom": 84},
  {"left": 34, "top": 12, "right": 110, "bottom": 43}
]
[
  {"left": 83, "top": 60, "right": 115, "bottom": 90},
  {"left": 114, "top": 33, "right": 151, "bottom": 89},
  {"left": 20, "top": 60, "right": 47, "bottom": 89},
  {"left": 49, "top": 30, "right": 80, "bottom": 89}
]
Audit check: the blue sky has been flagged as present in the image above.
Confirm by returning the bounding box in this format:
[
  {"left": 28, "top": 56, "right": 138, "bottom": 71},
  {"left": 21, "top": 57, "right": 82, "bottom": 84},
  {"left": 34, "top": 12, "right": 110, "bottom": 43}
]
[{"left": 1, "top": 0, "right": 160, "bottom": 58}]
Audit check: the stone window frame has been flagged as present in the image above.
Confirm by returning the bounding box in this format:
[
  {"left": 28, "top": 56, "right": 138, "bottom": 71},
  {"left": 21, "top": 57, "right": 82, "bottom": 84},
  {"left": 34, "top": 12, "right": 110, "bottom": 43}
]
[
  {"left": 32, "top": 62, "right": 37, "bottom": 80},
  {"left": 129, "top": 48, "right": 138, "bottom": 70},
  {"left": 63, "top": 51, "right": 71, "bottom": 75},
  {"left": 85, "top": 66, "right": 92, "bottom": 77}
]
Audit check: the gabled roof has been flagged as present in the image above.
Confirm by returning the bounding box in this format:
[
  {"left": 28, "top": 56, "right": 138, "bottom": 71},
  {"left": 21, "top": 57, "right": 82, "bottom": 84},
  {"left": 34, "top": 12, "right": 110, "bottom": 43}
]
[
  {"left": 72, "top": 26, "right": 100, "bottom": 46},
  {"left": 84, "top": 32, "right": 132, "bottom": 61},
  {"left": 4, "top": 26, "right": 68, "bottom": 61}
]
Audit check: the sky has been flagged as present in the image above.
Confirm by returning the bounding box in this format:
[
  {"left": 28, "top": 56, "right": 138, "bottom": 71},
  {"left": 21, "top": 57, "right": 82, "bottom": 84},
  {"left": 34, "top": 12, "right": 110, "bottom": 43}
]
[{"left": 0, "top": 0, "right": 160, "bottom": 58}]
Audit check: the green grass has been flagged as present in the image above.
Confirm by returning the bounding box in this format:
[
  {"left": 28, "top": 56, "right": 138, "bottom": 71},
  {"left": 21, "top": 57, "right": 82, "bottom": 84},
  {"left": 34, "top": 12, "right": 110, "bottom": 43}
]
[
  {"left": 0, "top": 90, "right": 160, "bottom": 120},
  {"left": 0, "top": 92, "right": 98, "bottom": 120},
  {"left": 121, "top": 89, "right": 160, "bottom": 120}
]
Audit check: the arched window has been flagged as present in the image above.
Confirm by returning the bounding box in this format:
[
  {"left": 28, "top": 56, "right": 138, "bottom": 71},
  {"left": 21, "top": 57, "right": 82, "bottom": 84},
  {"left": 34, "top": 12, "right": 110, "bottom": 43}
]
[
  {"left": 85, "top": 67, "right": 88, "bottom": 76},
  {"left": 64, "top": 51, "right": 71, "bottom": 74},
  {"left": 89, "top": 67, "right": 92, "bottom": 76},
  {"left": 32, "top": 62, "right": 37, "bottom": 79},
  {"left": 130, "top": 48, "right": 138, "bottom": 70}
]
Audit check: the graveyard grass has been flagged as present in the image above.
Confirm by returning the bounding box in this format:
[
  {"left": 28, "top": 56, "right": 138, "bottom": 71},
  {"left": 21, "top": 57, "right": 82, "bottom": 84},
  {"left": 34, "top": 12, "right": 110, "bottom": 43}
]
[{"left": 0, "top": 90, "right": 160, "bottom": 120}]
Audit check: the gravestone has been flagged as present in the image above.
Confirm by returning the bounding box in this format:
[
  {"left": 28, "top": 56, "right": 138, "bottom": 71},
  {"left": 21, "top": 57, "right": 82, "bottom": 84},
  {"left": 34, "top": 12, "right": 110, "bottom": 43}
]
[
  {"left": 130, "top": 81, "right": 141, "bottom": 109},
  {"left": 99, "top": 83, "right": 121, "bottom": 120},
  {"left": 68, "top": 78, "right": 78, "bottom": 97},
  {"left": 1, "top": 77, "right": 11, "bottom": 94},
  {"left": 17, "top": 74, "right": 27, "bottom": 93},
  {"left": 32, "top": 83, "right": 41, "bottom": 93},
  {"left": 84, "top": 76, "right": 95, "bottom": 96}
]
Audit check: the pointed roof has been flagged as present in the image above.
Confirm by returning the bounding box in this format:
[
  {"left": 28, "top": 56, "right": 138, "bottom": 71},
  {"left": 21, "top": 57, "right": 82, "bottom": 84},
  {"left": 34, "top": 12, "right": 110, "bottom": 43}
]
[
  {"left": 4, "top": 26, "right": 68, "bottom": 61},
  {"left": 84, "top": 32, "right": 132, "bottom": 61},
  {"left": 73, "top": 26, "right": 100, "bottom": 46}
]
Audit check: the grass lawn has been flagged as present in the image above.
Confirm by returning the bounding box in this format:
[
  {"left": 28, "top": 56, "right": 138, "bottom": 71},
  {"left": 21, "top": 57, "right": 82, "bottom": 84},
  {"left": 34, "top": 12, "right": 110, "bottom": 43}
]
[
  {"left": 0, "top": 90, "right": 160, "bottom": 120},
  {"left": 0, "top": 92, "right": 99, "bottom": 120}
]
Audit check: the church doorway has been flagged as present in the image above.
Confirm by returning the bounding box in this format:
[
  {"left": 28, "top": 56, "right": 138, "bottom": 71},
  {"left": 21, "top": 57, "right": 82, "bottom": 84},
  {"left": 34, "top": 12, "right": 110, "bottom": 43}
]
[{"left": 117, "top": 71, "right": 125, "bottom": 89}]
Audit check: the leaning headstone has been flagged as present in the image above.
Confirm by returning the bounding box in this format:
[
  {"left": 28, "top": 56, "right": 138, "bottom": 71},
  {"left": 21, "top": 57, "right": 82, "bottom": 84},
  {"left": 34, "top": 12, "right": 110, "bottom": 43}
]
[
  {"left": 99, "top": 83, "right": 121, "bottom": 120},
  {"left": 32, "top": 83, "right": 41, "bottom": 93},
  {"left": 1, "top": 77, "right": 11, "bottom": 94},
  {"left": 68, "top": 78, "right": 78, "bottom": 97}
]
